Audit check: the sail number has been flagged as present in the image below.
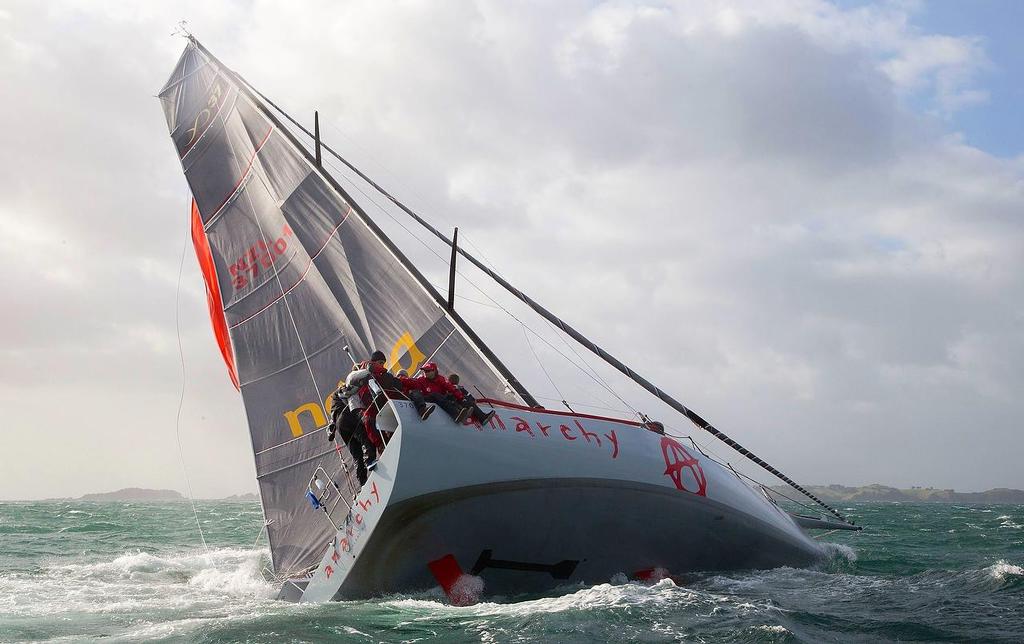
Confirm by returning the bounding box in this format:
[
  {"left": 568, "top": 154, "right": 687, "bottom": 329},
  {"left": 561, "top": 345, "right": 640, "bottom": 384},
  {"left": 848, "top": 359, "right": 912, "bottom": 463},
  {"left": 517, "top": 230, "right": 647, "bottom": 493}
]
[{"left": 229, "top": 223, "right": 294, "bottom": 290}]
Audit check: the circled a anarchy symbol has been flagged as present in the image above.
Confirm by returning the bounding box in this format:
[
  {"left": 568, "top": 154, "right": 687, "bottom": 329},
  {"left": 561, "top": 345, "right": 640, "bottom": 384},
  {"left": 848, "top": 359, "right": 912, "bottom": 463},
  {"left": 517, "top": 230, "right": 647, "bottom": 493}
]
[{"left": 661, "top": 436, "right": 707, "bottom": 497}]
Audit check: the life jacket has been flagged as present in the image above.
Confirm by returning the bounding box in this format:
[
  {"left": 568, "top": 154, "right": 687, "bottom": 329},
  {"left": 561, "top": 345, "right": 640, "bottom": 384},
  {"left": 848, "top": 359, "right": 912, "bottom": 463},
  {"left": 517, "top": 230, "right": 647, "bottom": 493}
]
[
  {"left": 406, "top": 374, "right": 462, "bottom": 400},
  {"left": 343, "top": 368, "right": 370, "bottom": 411}
]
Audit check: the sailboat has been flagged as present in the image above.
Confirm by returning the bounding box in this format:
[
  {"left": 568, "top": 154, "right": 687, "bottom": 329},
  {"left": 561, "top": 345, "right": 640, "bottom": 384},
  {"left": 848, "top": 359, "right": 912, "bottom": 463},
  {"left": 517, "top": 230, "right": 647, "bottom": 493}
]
[{"left": 158, "top": 37, "right": 859, "bottom": 604}]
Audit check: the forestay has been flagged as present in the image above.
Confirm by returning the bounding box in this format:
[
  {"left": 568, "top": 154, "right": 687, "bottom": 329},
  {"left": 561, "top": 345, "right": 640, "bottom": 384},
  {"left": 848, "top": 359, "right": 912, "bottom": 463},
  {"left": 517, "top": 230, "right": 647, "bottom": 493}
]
[{"left": 158, "top": 42, "right": 519, "bottom": 576}]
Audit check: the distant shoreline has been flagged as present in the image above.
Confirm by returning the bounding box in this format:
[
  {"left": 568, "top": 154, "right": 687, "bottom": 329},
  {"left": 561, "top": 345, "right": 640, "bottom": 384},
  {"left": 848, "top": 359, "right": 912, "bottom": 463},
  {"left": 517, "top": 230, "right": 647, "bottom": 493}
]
[
  {"left": 771, "top": 484, "right": 1024, "bottom": 504},
  {"left": 18, "top": 488, "right": 260, "bottom": 503},
  {"left": 5, "top": 484, "right": 1023, "bottom": 504}
]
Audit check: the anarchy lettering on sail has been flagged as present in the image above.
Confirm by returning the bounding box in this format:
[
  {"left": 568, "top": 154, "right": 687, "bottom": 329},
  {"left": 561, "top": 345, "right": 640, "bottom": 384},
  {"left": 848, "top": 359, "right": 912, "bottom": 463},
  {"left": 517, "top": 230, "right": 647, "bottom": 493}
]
[{"left": 158, "top": 40, "right": 523, "bottom": 576}]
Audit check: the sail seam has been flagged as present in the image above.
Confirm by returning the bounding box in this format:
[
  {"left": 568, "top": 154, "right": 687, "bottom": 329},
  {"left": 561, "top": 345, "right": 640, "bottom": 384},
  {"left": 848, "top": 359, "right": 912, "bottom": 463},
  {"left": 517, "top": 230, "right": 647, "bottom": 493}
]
[
  {"left": 216, "top": 95, "right": 331, "bottom": 549},
  {"left": 223, "top": 66, "right": 536, "bottom": 405},
  {"left": 201, "top": 126, "right": 275, "bottom": 227},
  {"left": 179, "top": 86, "right": 239, "bottom": 159},
  {"left": 161, "top": 58, "right": 210, "bottom": 95},
  {"left": 254, "top": 424, "right": 328, "bottom": 456},
  {"left": 236, "top": 165, "right": 326, "bottom": 466},
  {"left": 321, "top": 156, "right": 522, "bottom": 400},
  {"left": 226, "top": 206, "right": 353, "bottom": 330},
  {"left": 238, "top": 332, "right": 346, "bottom": 387},
  {"left": 256, "top": 447, "right": 337, "bottom": 479}
]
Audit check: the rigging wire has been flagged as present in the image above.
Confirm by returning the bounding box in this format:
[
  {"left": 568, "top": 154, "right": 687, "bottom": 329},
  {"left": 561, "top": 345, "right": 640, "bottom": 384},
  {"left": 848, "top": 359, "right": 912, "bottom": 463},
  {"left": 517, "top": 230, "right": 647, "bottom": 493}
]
[
  {"left": 321, "top": 118, "right": 639, "bottom": 415},
  {"left": 243, "top": 76, "right": 635, "bottom": 415},
  {"left": 532, "top": 395, "right": 634, "bottom": 416},
  {"left": 658, "top": 421, "right": 826, "bottom": 518},
  {"left": 321, "top": 151, "right": 644, "bottom": 417},
  {"left": 308, "top": 145, "right": 531, "bottom": 401},
  {"left": 522, "top": 325, "right": 570, "bottom": 409},
  {"left": 323, "top": 120, "right": 505, "bottom": 275},
  {"left": 175, "top": 200, "right": 209, "bottom": 552},
  {"left": 547, "top": 319, "right": 626, "bottom": 407},
  {"left": 229, "top": 68, "right": 853, "bottom": 525},
  {"left": 252, "top": 519, "right": 271, "bottom": 549},
  {"left": 313, "top": 134, "right": 636, "bottom": 407},
  {"left": 319, "top": 150, "right": 651, "bottom": 419}
]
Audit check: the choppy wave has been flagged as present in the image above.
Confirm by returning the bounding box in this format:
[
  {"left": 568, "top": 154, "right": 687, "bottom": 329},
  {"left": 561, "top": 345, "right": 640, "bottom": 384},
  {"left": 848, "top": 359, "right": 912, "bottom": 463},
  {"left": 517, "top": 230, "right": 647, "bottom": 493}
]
[
  {"left": 0, "top": 547, "right": 275, "bottom": 620},
  {"left": 986, "top": 560, "right": 1023, "bottom": 582},
  {"left": 1, "top": 500, "right": 1022, "bottom": 643}
]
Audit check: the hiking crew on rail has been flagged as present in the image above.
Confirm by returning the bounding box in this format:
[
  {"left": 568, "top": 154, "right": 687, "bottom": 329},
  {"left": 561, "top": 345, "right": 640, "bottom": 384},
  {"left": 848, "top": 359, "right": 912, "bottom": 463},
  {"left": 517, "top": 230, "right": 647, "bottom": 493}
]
[{"left": 328, "top": 350, "right": 495, "bottom": 484}]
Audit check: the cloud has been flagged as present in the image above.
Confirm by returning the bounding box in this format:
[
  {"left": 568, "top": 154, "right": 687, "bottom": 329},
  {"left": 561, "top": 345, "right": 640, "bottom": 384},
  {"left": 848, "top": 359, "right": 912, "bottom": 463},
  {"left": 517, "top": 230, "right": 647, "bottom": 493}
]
[{"left": 0, "top": 0, "right": 1020, "bottom": 499}]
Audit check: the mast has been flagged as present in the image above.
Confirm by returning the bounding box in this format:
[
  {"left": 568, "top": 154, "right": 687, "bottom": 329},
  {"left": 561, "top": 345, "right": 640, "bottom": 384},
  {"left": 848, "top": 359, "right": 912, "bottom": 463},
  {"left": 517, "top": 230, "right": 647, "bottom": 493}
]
[
  {"left": 188, "top": 37, "right": 539, "bottom": 408},
  {"left": 245, "top": 91, "right": 852, "bottom": 525},
  {"left": 192, "top": 38, "right": 849, "bottom": 524}
]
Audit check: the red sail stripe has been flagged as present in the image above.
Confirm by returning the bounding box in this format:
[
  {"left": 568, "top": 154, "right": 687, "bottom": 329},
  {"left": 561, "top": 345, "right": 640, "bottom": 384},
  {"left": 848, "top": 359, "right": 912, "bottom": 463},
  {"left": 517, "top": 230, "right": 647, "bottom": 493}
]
[
  {"left": 227, "top": 205, "right": 353, "bottom": 330},
  {"left": 201, "top": 126, "right": 275, "bottom": 225},
  {"left": 191, "top": 199, "right": 240, "bottom": 390}
]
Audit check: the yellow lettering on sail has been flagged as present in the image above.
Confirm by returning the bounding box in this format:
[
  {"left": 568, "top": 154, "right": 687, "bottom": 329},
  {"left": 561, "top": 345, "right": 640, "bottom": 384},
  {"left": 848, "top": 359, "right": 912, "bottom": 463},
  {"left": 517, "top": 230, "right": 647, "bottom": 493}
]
[
  {"left": 389, "top": 332, "right": 426, "bottom": 374},
  {"left": 283, "top": 402, "right": 327, "bottom": 438},
  {"left": 280, "top": 336, "right": 423, "bottom": 438}
]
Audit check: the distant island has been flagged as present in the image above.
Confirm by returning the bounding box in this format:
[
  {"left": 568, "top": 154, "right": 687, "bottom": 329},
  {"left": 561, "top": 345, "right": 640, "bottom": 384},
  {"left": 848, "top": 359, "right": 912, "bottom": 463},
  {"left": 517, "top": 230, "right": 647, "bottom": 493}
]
[
  {"left": 38, "top": 488, "right": 259, "bottom": 502},
  {"left": 79, "top": 488, "right": 184, "bottom": 502},
  {"left": 774, "top": 484, "right": 1024, "bottom": 504},
  {"left": 220, "top": 493, "right": 259, "bottom": 502}
]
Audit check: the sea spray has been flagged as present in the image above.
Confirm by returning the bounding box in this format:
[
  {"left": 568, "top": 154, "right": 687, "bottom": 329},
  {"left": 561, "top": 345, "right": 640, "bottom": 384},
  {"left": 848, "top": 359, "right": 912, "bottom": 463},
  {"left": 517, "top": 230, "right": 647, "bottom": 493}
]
[{"left": 1, "top": 500, "right": 1022, "bottom": 642}]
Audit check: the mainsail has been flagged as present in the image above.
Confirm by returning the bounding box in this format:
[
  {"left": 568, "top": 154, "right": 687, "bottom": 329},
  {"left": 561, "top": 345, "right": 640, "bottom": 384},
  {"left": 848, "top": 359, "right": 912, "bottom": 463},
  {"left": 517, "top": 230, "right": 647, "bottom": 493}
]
[{"left": 159, "top": 41, "right": 524, "bottom": 575}]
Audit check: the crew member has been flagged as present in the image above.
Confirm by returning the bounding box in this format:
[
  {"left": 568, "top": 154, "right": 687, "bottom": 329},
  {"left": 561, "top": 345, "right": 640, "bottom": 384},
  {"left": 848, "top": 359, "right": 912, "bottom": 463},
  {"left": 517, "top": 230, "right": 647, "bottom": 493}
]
[
  {"left": 449, "top": 373, "right": 496, "bottom": 425},
  {"left": 644, "top": 420, "right": 665, "bottom": 435},
  {"left": 356, "top": 350, "right": 398, "bottom": 454},
  {"left": 404, "top": 362, "right": 475, "bottom": 423},
  {"left": 328, "top": 363, "right": 376, "bottom": 484}
]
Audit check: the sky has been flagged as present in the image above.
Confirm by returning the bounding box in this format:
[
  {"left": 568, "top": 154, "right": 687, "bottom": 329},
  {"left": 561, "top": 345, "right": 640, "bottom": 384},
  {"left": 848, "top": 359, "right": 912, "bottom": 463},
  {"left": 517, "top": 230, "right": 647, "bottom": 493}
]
[{"left": 1, "top": 0, "right": 1022, "bottom": 500}]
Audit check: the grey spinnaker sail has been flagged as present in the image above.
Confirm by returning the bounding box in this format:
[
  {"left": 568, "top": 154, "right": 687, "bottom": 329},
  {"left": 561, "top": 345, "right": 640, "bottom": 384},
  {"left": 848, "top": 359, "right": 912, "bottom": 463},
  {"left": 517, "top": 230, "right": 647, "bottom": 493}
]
[{"left": 158, "top": 41, "right": 518, "bottom": 576}]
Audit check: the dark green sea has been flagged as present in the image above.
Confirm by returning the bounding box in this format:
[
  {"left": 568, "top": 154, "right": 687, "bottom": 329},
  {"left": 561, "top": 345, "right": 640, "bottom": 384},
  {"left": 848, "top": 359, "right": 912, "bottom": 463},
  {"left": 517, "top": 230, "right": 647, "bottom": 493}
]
[{"left": 0, "top": 501, "right": 1020, "bottom": 643}]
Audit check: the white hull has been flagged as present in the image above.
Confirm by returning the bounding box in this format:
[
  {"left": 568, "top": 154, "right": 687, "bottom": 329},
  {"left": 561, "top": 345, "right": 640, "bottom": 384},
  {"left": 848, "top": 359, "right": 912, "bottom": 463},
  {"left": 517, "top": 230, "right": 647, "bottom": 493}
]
[{"left": 291, "top": 400, "right": 824, "bottom": 602}]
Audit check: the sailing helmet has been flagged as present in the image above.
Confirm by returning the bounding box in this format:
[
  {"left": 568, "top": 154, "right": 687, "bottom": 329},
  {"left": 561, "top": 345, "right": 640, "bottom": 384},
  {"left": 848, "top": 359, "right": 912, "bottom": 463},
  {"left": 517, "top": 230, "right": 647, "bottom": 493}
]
[
  {"left": 422, "top": 362, "right": 438, "bottom": 373},
  {"left": 370, "top": 350, "right": 386, "bottom": 363}
]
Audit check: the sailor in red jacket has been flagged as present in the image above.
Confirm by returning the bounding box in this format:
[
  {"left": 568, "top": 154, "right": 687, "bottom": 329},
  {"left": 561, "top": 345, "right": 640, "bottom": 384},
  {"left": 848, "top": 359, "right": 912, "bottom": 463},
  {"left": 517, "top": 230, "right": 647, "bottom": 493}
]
[
  {"left": 354, "top": 350, "right": 402, "bottom": 456},
  {"left": 403, "top": 362, "right": 470, "bottom": 422},
  {"left": 448, "top": 373, "right": 496, "bottom": 425}
]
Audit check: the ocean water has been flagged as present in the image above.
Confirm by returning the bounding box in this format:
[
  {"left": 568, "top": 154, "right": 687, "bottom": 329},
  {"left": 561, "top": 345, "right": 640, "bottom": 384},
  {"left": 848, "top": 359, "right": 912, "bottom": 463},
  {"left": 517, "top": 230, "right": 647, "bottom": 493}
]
[{"left": 0, "top": 501, "right": 1021, "bottom": 643}]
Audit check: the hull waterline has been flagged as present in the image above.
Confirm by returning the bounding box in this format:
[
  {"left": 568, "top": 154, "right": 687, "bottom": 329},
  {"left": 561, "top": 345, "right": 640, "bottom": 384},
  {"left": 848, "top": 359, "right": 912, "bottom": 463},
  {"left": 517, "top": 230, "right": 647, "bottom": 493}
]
[{"left": 291, "top": 400, "right": 824, "bottom": 602}]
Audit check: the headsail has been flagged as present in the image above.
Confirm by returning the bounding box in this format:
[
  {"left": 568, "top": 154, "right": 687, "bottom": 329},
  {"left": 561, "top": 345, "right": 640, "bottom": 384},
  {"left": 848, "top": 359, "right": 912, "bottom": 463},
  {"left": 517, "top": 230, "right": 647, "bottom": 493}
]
[{"left": 159, "top": 40, "right": 523, "bottom": 575}]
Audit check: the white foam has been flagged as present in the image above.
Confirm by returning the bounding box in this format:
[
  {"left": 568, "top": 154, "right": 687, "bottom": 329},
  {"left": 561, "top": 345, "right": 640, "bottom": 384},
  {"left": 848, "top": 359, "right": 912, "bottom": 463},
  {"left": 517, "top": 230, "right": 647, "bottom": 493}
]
[
  {"left": 986, "top": 560, "right": 1023, "bottom": 582},
  {"left": 188, "top": 554, "right": 276, "bottom": 597},
  {"left": 821, "top": 542, "right": 858, "bottom": 562},
  {"left": 448, "top": 573, "right": 485, "bottom": 606},
  {"left": 0, "top": 547, "right": 276, "bottom": 618},
  {"left": 385, "top": 577, "right": 703, "bottom": 619},
  {"left": 754, "top": 624, "right": 790, "bottom": 634}
]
